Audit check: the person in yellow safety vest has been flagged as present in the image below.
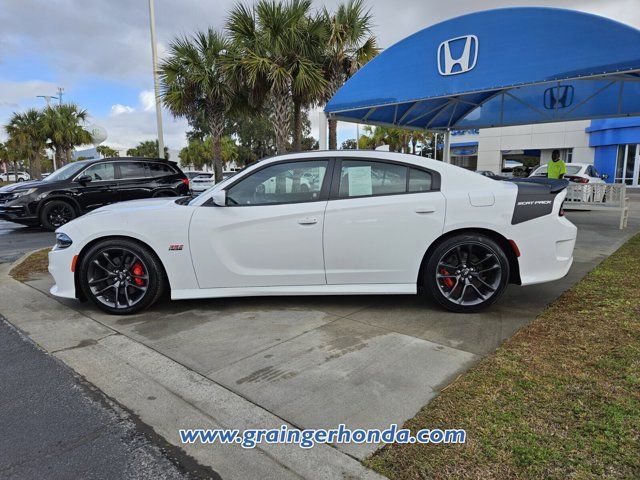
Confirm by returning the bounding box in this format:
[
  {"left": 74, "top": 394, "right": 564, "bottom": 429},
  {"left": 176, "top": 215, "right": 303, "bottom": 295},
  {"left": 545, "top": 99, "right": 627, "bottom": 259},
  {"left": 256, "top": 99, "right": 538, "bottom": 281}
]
[{"left": 547, "top": 149, "right": 567, "bottom": 179}]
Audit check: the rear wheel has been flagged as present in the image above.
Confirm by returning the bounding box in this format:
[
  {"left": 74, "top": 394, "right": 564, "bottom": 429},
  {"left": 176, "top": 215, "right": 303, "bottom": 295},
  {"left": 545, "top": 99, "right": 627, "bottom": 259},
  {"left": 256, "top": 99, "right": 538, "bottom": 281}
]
[
  {"left": 78, "top": 239, "right": 165, "bottom": 315},
  {"left": 40, "top": 200, "right": 77, "bottom": 230},
  {"left": 424, "top": 234, "right": 510, "bottom": 313}
]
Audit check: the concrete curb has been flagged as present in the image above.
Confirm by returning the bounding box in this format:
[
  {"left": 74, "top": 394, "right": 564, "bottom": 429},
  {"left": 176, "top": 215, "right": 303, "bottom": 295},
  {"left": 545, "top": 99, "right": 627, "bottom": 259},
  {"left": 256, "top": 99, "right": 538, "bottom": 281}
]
[{"left": 0, "top": 265, "right": 385, "bottom": 480}]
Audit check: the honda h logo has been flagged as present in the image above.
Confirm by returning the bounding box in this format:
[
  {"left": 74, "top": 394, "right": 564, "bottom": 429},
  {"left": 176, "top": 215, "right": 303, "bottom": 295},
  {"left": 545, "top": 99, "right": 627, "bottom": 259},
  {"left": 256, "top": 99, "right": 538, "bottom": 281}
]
[
  {"left": 544, "top": 85, "right": 574, "bottom": 109},
  {"left": 437, "top": 35, "right": 478, "bottom": 76}
]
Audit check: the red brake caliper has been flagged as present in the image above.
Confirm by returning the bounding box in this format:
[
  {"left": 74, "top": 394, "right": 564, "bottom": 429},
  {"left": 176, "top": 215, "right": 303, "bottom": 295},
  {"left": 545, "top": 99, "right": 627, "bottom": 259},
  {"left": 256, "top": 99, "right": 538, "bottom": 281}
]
[
  {"left": 131, "top": 262, "right": 146, "bottom": 286},
  {"left": 439, "top": 267, "right": 455, "bottom": 289}
]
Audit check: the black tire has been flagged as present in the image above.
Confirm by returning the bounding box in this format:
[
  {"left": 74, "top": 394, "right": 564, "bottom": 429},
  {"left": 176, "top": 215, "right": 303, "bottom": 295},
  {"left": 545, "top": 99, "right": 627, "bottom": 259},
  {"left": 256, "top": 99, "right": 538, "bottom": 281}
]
[
  {"left": 78, "top": 238, "right": 166, "bottom": 315},
  {"left": 424, "top": 233, "right": 510, "bottom": 313},
  {"left": 40, "top": 200, "right": 77, "bottom": 231}
]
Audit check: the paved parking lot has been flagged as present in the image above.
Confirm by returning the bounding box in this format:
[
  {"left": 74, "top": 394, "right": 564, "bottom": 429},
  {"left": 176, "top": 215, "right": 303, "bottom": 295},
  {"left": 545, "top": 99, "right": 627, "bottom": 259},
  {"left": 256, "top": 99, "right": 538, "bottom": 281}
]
[{"left": 19, "top": 197, "right": 639, "bottom": 462}]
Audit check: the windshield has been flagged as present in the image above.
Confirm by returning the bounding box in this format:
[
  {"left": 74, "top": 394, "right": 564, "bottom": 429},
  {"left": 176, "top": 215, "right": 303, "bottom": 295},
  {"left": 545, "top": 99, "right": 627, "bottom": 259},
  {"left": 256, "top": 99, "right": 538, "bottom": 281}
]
[{"left": 43, "top": 160, "right": 92, "bottom": 182}]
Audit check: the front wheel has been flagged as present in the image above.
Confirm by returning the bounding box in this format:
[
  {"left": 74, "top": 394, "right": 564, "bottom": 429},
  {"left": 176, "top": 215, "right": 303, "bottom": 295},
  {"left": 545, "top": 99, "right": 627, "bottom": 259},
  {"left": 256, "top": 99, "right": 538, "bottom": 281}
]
[
  {"left": 40, "top": 200, "right": 77, "bottom": 230},
  {"left": 424, "top": 234, "right": 510, "bottom": 313},
  {"left": 78, "top": 239, "right": 166, "bottom": 315}
]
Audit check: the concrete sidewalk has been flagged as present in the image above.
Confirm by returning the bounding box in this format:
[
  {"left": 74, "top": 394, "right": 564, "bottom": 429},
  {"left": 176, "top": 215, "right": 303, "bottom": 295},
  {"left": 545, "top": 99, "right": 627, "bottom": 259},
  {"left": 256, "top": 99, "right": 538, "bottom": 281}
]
[{"left": 1, "top": 199, "right": 638, "bottom": 479}]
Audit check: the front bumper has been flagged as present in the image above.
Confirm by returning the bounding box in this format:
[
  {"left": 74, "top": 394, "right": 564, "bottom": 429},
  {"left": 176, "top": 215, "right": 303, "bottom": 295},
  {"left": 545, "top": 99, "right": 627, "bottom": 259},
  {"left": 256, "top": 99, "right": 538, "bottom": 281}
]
[
  {"left": 48, "top": 245, "right": 79, "bottom": 299},
  {"left": 0, "top": 203, "right": 39, "bottom": 225}
]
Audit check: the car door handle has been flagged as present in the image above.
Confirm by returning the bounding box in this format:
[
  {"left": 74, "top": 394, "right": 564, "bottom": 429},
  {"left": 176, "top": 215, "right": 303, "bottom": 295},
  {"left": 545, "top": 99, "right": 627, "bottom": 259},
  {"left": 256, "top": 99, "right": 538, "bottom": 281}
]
[
  {"left": 297, "top": 217, "right": 318, "bottom": 225},
  {"left": 414, "top": 207, "right": 436, "bottom": 214}
]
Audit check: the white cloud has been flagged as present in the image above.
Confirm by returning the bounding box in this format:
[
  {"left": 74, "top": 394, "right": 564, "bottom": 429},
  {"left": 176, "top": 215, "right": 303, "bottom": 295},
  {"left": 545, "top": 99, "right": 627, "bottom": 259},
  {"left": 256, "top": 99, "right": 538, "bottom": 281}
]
[
  {"left": 110, "top": 104, "right": 135, "bottom": 115},
  {"left": 139, "top": 90, "right": 156, "bottom": 112},
  {"left": 90, "top": 109, "right": 188, "bottom": 153}
]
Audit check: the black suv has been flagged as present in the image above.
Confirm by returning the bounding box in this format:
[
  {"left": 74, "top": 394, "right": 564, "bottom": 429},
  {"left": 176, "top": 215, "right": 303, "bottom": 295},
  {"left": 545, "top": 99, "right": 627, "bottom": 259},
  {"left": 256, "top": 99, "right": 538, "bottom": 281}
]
[{"left": 0, "top": 157, "right": 189, "bottom": 230}]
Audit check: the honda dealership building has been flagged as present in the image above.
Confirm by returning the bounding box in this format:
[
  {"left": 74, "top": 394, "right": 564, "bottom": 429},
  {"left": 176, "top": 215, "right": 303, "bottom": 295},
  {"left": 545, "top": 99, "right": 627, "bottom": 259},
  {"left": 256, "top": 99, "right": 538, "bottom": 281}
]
[{"left": 449, "top": 116, "right": 640, "bottom": 187}]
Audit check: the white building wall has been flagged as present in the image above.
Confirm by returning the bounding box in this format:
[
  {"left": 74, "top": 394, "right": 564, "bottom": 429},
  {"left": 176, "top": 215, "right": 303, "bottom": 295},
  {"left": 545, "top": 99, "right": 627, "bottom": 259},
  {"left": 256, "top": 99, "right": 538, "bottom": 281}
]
[{"left": 473, "top": 120, "right": 594, "bottom": 172}]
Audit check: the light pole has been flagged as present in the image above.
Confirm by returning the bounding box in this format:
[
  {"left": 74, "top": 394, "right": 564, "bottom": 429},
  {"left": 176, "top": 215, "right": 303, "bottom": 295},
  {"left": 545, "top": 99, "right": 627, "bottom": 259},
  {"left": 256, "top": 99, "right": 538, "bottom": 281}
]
[
  {"left": 148, "top": 0, "right": 165, "bottom": 159},
  {"left": 36, "top": 95, "right": 58, "bottom": 107}
]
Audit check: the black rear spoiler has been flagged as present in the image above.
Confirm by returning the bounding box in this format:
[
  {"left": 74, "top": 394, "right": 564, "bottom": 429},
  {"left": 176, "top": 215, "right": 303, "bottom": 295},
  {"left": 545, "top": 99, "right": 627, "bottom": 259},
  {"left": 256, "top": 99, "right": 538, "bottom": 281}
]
[{"left": 506, "top": 177, "right": 569, "bottom": 194}]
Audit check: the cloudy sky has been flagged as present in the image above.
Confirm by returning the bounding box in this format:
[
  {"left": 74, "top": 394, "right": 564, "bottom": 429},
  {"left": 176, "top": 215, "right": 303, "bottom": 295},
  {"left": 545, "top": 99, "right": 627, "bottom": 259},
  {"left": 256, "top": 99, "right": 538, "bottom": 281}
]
[{"left": 1, "top": 0, "right": 638, "bottom": 153}]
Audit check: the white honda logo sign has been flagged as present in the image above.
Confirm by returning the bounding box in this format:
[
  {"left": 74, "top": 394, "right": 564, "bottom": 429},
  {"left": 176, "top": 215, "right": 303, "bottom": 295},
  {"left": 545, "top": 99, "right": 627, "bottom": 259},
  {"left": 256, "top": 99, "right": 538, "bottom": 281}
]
[{"left": 437, "top": 35, "right": 478, "bottom": 76}]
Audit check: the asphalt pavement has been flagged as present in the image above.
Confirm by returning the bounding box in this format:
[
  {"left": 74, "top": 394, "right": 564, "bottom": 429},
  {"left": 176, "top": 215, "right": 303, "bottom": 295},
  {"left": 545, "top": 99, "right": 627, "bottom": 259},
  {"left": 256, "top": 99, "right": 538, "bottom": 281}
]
[
  {"left": 0, "top": 219, "right": 219, "bottom": 479},
  {"left": 0, "top": 220, "right": 55, "bottom": 263}
]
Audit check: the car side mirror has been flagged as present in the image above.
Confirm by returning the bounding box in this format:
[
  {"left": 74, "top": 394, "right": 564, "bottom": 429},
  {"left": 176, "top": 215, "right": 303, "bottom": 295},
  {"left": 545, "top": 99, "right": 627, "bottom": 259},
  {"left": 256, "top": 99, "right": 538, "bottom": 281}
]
[
  {"left": 76, "top": 175, "right": 92, "bottom": 184},
  {"left": 212, "top": 190, "right": 226, "bottom": 206},
  {"left": 601, "top": 173, "right": 609, "bottom": 180}
]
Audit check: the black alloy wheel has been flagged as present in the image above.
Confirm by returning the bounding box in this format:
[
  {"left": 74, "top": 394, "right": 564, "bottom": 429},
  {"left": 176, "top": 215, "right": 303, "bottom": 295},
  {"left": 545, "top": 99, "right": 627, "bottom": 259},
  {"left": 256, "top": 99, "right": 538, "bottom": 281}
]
[
  {"left": 79, "top": 239, "right": 165, "bottom": 315},
  {"left": 425, "top": 234, "right": 510, "bottom": 313},
  {"left": 40, "top": 200, "right": 77, "bottom": 230}
]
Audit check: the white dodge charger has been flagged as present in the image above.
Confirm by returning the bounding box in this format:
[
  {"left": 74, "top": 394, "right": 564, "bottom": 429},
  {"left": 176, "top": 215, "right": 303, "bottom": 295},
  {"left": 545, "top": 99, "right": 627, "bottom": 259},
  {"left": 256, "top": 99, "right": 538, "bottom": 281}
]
[{"left": 49, "top": 151, "right": 577, "bottom": 315}]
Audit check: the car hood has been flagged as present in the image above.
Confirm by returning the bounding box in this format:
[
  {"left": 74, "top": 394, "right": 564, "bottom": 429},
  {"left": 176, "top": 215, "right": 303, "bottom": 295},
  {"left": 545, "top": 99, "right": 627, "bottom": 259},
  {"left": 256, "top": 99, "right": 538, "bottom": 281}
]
[
  {"left": 84, "top": 197, "right": 183, "bottom": 216},
  {"left": 0, "top": 180, "right": 43, "bottom": 192}
]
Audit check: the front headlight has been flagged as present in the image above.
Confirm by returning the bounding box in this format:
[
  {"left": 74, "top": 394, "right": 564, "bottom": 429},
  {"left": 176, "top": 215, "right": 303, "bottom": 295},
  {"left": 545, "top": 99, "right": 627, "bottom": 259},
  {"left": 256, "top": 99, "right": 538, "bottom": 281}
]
[
  {"left": 9, "top": 188, "right": 37, "bottom": 199},
  {"left": 55, "top": 232, "right": 73, "bottom": 249}
]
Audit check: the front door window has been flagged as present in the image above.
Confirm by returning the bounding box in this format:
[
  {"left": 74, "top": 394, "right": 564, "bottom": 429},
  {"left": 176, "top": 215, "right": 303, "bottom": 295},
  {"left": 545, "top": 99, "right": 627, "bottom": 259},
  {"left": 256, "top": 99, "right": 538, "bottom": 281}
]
[{"left": 226, "top": 160, "right": 328, "bottom": 205}]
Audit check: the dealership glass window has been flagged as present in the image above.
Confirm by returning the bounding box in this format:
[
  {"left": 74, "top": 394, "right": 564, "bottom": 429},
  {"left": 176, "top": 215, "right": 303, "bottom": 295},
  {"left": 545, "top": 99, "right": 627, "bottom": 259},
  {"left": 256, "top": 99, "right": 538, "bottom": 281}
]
[
  {"left": 82, "top": 162, "right": 116, "bottom": 181},
  {"left": 226, "top": 160, "right": 328, "bottom": 205},
  {"left": 119, "top": 162, "right": 148, "bottom": 179},
  {"left": 616, "top": 144, "right": 639, "bottom": 186},
  {"left": 339, "top": 160, "right": 407, "bottom": 197}
]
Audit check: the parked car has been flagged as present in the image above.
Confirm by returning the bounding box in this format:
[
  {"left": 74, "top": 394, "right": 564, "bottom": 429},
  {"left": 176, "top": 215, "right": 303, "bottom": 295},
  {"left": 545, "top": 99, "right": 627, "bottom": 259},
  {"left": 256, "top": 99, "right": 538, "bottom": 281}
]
[
  {"left": 530, "top": 163, "right": 607, "bottom": 201},
  {"left": 0, "top": 171, "right": 30, "bottom": 182},
  {"left": 49, "top": 151, "right": 576, "bottom": 315},
  {"left": 190, "top": 173, "right": 215, "bottom": 193},
  {"left": 183, "top": 171, "right": 205, "bottom": 180},
  {"left": 476, "top": 170, "right": 508, "bottom": 179},
  {"left": 0, "top": 157, "right": 189, "bottom": 230},
  {"left": 191, "top": 171, "right": 239, "bottom": 193}
]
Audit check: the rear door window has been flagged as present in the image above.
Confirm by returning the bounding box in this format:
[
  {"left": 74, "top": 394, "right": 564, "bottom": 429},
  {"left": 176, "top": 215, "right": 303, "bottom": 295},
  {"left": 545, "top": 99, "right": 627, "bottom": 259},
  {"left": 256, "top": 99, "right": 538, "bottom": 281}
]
[
  {"left": 338, "top": 160, "right": 407, "bottom": 198},
  {"left": 119, "top": 162, "right": 148, "bottom": 179}
]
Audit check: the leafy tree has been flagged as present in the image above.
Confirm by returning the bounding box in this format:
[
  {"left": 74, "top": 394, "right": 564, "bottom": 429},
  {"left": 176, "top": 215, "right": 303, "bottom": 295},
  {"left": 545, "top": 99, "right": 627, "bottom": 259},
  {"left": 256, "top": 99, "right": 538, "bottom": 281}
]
[
  {"left": 179, "top": 136, "right": 238, "bottom": 170},
  {"left": 323, "top": 0, "right": 378, "bottom": 149},
  {"left": 341, "top": 138, "right": 357, "bottom": 149},
  {"left": 5, "top": 109, "right": 46, "bottom": 179},
  {"left": 41, "top": 104, "right": 92, "bottom": 167},
  {"left": 126, "top": 140, "right": 169, "bottom": 159},
  {"left": 227, "top": 0, "right": 326, "bottom": 154},
  {"left": 96, "top": 145, "right": 120, "bottom": 158},
  {"left": 159, "top": 29, "right": 234, "bottom": 182}
]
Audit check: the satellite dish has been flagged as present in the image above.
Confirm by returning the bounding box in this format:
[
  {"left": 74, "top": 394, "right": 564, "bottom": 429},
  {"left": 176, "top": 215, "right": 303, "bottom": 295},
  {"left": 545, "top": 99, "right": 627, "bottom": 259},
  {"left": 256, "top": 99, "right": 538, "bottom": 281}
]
[{"left": 85, "top": 123, "right": 107, "bottom": 146}]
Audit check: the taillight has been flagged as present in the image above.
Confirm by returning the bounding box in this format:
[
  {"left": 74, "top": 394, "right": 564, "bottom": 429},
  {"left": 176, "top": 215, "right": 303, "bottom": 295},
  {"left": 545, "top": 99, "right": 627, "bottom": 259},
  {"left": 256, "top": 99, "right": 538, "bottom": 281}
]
[
  {"left": 182, "top": 178, "right": 189, "bottom": 186},
  {"left": 566, "top": 175, "right": 588, "bottom": 184},
  {"left": 559, "top": 201, "right": 565, "bottom": 216}
]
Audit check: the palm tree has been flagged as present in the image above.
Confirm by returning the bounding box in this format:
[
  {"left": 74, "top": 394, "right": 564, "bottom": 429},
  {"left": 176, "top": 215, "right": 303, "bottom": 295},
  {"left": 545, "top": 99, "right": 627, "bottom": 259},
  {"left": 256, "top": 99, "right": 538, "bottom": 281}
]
[
  {"left": 96, "top": 145, "right": 119, "bottom": 158},
  {"left": 227, "top": 0, "right": 327, "bottom": 154},
  {"left": 126, "top": 140, "right": 169, "bottom": 159},
  {"left": 323, "top": 0, "right": 378, "bottom": 149},
  {"left": 41, "top": 104, "right": 93, "bottom": 167},
  {"left": 159, "top": 29, "right": 234, "bottom": 182},
  {"left": 5, "top": 109, "right": 46, "bottom": 179}
]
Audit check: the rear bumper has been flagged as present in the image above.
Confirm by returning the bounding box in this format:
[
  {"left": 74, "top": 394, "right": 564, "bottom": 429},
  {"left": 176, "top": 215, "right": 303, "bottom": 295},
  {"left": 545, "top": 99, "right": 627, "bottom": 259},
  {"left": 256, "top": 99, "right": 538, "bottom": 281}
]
[{"left": 514, "top": 215, "right": 577, "bottom": 285}]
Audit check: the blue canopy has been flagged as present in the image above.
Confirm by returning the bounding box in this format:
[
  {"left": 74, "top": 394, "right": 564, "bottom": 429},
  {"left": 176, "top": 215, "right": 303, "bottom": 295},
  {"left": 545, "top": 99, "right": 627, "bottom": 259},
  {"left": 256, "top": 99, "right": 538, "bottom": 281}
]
[{"left": 324, "top": 8, "right": 640, "bottom": 131}]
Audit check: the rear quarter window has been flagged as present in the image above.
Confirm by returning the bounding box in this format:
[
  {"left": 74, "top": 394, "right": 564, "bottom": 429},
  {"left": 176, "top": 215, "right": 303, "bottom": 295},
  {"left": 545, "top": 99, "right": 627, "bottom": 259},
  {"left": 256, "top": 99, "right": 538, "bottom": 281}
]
[{"left": 147, "top": 162, "right": 176, "bottom": 177}]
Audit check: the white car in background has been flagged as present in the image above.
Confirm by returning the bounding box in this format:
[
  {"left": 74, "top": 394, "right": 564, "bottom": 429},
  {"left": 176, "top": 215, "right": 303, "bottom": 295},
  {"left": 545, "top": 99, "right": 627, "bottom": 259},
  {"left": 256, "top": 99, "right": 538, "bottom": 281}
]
[
  {"left": 530, "top": 163, "right": 607, "bottom": 202},
  {"left": 49, "top": 151, "right": 577, "bottom": 315},
  {"left": 190, "top": 173, "right": 215, "bottom": 193},
  {"left": 0, "top": 171, "right": 30, "bottom": 182},
  {"left": 191, "top": 171, "right": 238, "bottom": 193}
]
